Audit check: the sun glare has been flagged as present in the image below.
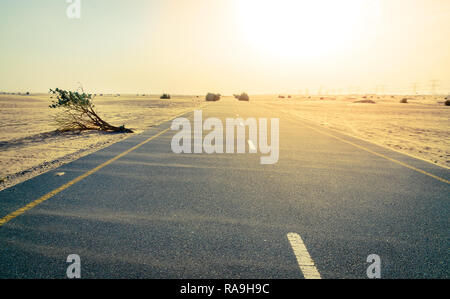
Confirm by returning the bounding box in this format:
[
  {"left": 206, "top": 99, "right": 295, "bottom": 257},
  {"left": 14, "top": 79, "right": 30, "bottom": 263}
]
[{"left": 236, "top": 0, "right": 380, "bottom": 59}]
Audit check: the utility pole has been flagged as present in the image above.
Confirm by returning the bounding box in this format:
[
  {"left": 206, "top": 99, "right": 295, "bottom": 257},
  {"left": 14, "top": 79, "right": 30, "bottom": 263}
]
[
  {"left": 430, "top": 80, "right": 440, "bottom": 95},
  {"left": 411, "top": 82, "right": 418, "bottom": 95}
]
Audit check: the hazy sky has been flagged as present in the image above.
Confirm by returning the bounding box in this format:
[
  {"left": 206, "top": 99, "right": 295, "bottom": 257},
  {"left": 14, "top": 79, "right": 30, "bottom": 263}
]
[{"left": 1, "top": 0, "right": 449, "bottom": 94}]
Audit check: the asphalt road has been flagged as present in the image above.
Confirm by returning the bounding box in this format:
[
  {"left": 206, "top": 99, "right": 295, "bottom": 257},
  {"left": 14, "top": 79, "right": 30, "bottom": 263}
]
[{"left": 0, "top": 98, "right": 448, "bottom": 279}]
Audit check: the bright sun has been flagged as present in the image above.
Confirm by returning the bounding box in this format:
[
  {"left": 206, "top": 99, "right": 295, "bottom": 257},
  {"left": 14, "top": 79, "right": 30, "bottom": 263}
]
[{"left": 236, "top": 0, "right": 379, "bottom": 59}]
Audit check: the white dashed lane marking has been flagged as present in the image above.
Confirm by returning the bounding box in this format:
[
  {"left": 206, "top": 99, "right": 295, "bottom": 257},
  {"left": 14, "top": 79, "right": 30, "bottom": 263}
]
[{"left": 248, "top": 140, "right": 257, "bottom": 152}]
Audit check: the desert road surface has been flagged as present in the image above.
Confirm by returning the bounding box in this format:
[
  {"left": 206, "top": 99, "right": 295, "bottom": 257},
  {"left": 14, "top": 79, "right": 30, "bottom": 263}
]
[{"left": 0, "top": 98, "right": 448, "bottom": 279}]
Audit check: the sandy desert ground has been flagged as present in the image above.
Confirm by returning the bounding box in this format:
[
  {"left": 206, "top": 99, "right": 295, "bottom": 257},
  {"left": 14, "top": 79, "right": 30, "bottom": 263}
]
[
  {"left": 0, "top": 93, "right": 448, "bottom": 191},
  {"left": 0, "top": 93, "right": 203, "bottom": 190}
]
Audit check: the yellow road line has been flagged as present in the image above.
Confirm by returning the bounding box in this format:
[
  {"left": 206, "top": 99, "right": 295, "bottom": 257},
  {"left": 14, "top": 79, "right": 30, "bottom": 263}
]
[
  {"left": 287, "top": 233, "right": 321, "bottom": 279},
  {"left": 265, "top": 105, "right": 450, "bottom": 185},
  {"left": 0, "top": 127, "right": 173, "bottom": 227},
  {"left": 299, "top": 121, "right": 450, "bottom": 185}
]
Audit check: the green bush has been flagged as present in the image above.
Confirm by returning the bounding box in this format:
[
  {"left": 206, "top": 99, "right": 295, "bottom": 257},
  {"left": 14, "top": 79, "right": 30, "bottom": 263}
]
[
  {"left": 206, "top": 93, "right": 221, "bottom": 101},
  {"left": 49, "top": 88, "right": 133, "bottom": 133},
  {"left": 238, "top": 93, "right": 250, "bottom": 101},
  {"left": 354, "top": 99, "right": 376, "bottom": 104}
]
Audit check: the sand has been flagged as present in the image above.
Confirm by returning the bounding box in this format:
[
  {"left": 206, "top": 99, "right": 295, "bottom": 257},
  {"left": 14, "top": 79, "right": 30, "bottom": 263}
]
[
  {"left": 1, "top": 93, "right": 448, "bottom": 191},
  {"left": 0, "top": 94, "right": 203, "bottom": 190}
]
